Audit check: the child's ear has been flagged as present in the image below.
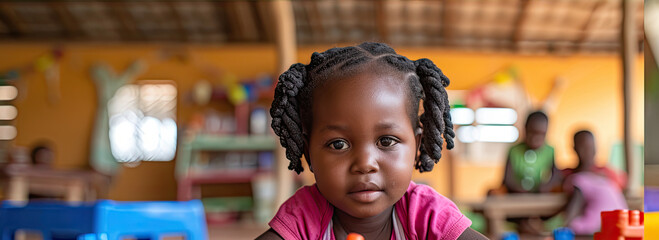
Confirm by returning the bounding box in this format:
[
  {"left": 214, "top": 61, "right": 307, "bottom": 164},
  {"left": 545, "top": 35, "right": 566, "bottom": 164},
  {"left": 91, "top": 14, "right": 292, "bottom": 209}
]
[{"left": 303, "top": 133, "right": 313, "bottom": 173}]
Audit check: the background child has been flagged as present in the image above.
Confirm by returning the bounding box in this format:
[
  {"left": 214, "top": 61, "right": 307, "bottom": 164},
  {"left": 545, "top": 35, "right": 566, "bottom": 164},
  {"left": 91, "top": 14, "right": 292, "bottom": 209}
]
[
  {"left": 562, "top": 130, "right": 627, "bottom": 235},
  {"left": 257, "top": 42, "right": 486, "bottom": 239},
  {"left": 561, "top": 130, "right": 627, "bottom": 190},
  {"left": 502, "top": 111, "right": 561, "bottom": 193}
]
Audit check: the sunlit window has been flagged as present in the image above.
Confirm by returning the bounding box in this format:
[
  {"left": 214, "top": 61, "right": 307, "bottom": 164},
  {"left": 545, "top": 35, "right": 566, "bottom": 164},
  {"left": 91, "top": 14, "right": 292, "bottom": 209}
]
[
  {"left": 0, "top": 86, "right": 18, "bottom": 101},
  {"left": 453, "top": 107, "right": 518, "bottom": 143},
  {"left": 108, "top": 81, "right": 177, "bottom": 163},
  {"left": 450, "top": 107, "right": 474, "bottom": 125},
  {"left": 0, "top": 85, "right": 18, "bottom": 142}
]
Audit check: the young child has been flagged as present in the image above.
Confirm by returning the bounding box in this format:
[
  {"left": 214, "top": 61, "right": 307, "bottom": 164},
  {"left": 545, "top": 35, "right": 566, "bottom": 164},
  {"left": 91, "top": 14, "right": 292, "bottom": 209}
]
[
  {"left": 502, "top": 111, "right": 561, "bottom": 193},
  {"left": 561, "top": 130, "right": 627, "bottom": 190},
  {"left": 562, "top": 130, "right": 627, "bottom": 235},
  {"left": 257, "top": 43, "right": 485, "bottom": 239}
]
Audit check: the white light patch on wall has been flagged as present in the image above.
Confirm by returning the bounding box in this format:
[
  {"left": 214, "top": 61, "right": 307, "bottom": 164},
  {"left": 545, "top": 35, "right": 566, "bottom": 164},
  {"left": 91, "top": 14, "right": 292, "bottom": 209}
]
[
  {"left": 450, "top": 108, "right": 474, "bottom": 125},
  {"left": 0, "top": 106, "right": 17, "bottom": 120},
  {"left": 110, "top": 112, "right": 140, "bottom": 163},
  {"left": 476, "top": 125, "right": 519, "bottom": 143},
  {"left": 475, "top": 108, "right": 517, "bottom": 125},
  {"left": 457, "top": 126, "right": 478, "bottom": 143},
  {"left": 0, "top": 86, "right": 18, "bottom": 101},
  {"left": 108, "top": 82, "right": 177, "bottom": 163},
  {"left": 138, "top": 117, "right": 177, "bottom": 161},
  {"left": 0, "top": 126, "right": 17, "bottom": 140}
]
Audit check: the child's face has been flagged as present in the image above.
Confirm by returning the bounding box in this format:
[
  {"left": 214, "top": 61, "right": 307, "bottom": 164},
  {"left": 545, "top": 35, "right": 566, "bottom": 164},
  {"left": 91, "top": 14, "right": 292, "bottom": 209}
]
[
  {"left": 525, "top": 120, "right": 547, "bottom": 149},
  {"left": 574, "top": 133, "right": 595, "bottom": 169},
  {"left": 307, "top": 70, "right": 419, "bottom": 219}
]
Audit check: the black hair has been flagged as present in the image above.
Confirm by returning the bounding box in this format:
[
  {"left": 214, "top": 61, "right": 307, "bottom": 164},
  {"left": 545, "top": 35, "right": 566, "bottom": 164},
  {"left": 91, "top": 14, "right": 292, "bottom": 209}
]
[
  {"left": 573, "top": 130, "right": 594, "bottom": 143},
  {"left": 270, "top": 42, "right": 454, "bottom": 174},
  {"left": 525, "top": 111, "right": 548, "bottom": 128},
  {"left": 30, "top": 144, "right": 52, "bottom": 165}
]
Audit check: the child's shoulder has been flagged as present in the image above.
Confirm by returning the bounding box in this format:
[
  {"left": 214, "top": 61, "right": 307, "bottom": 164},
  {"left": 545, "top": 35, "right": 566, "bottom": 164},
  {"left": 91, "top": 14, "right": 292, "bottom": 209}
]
[
  {"left": 397, "top": 181, "right": 472, "bottom": 239},
  {"left": 400, "top": 182, "right": 459, "bottom": 213},
  {"left": 269, "top": 184, "right": 333, "bottom": 240}
]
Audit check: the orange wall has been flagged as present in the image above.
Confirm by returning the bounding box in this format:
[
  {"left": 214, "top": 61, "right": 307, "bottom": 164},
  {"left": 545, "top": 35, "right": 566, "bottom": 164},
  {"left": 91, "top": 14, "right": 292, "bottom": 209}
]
[{"left": 2, "top": 43, "right": 643, "bottom": 201}]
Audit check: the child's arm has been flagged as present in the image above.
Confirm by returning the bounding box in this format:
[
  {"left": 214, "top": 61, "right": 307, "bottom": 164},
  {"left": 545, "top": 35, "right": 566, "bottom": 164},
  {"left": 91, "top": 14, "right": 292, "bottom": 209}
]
[
  {"left": 563, "top": 188, "right": 585, "bottom": 226},
  {"left": 457, "top": 227, "right": 489, "bottom": 240},
  {"left": 539, "top": 162, "right": 563, "bottom": 193},
  {"left": 255, "top": 228, "right": 284, "bottom": 240},
  {"left": 502, "top": 156, "right": 525, "bottom": 193}
]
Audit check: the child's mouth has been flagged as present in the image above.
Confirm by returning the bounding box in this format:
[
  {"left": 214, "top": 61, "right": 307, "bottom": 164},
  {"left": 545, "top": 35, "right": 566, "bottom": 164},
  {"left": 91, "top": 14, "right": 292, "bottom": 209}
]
[
  {"left": 348, "top": 190, "right": 383, "bottom": 203},
  {"left": 348, "top": 182, "right": 383, "bottom": 203}
]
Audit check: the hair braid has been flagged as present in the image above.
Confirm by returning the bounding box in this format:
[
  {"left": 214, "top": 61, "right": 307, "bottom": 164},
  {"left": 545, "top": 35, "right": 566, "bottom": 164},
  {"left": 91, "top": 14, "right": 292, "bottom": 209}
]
[
  {"left": 270, "top": 63, "right": 306, "bottom": 173},
  {"left": 414, "top": 58, "right": 455, "bottom": 172}
]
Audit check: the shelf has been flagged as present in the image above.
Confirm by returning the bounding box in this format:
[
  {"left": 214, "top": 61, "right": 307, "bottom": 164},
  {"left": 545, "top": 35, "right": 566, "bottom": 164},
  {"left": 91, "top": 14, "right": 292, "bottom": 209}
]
[
  {"left": 185, "top": 168, "right": 263, "bottom": 184},
  {"left": 189, "top": 134, "right": 277, "bottom": 151},
  {"left": 176, "top": 134, "right": 278, "bottom": 178}
]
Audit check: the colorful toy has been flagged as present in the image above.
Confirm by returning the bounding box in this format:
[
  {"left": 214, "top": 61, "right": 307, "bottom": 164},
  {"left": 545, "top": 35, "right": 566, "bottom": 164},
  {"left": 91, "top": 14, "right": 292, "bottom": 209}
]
[
  {"left": 347, "top": 232, "right": 365, "bottom": 240},
  {"left": 594, "top": 209, "right": 643, "bottom": 240},
  {"left": 645, "top": 187, "right": 659, "bottom": 239},
  {"left": 500, "top": 232, "right": 519, "bottom": 240},
  {"left": 553, "top": 227, "right": 575, "bottom": 240}
]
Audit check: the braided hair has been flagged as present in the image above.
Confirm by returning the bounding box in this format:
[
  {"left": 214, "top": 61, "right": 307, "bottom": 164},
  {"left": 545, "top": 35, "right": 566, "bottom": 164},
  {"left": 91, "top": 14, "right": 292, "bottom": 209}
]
[{"left": 270, "top": 42, "right": 454, "bottom": 174}]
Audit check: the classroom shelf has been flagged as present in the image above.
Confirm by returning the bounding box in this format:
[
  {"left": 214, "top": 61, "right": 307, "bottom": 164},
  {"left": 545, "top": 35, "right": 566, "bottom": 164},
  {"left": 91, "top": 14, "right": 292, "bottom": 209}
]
[
  {"left": 176, "top": 134, "right": 277, "bottom": 178},
  {"left": 176, "top": 133, "right": 279, "bottom": 224},
  {"left": 189, "top": 134, "right": 277, "bottom": 151}
]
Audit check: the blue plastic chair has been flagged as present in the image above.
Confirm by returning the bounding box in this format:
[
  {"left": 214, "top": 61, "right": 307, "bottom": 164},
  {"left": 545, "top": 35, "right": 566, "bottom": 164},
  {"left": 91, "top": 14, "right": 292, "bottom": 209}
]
[
  {"left": 79, "top": 200, "right": 207, "bottom": 240},
  {"left": 0, "top": 201, "right": 96, "bottom": 240},
  {"left": 0, "top": 200, "right": 207, "bottom": 240}
]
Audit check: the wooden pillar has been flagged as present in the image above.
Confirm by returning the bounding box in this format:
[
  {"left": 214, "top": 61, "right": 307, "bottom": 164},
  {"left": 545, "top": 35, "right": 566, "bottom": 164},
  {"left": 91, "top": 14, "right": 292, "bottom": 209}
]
[
  {"left": 621, "top": 0, "right": 639, "bottom": 196},
  {"left": 271, "top": 0, "right": 297, "bottom": 208}
]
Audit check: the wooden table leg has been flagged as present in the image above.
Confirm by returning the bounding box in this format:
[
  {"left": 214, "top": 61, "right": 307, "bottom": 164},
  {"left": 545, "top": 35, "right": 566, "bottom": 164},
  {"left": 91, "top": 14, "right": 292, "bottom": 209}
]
[
  {"left": 66, "top": 180, "right": 84, "bottom": 202},
  {"left": 7, "top": 176, "right": 27, "bottom": 201},
  {"left": 486, "top": 210, "right": 505, "bottom": 239}
]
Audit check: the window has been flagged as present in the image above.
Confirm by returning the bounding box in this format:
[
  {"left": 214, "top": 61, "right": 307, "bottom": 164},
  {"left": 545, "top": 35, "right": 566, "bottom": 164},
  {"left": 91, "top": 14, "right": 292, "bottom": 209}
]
[
  {"left": 451, "top": 106, "right": 519, "bottom": 163},
  {"left": 108, "top": 81, "right": 177, "bottom": 163},
  {"left": 0, "top": 85, "right": 18, "bottom": 141}
]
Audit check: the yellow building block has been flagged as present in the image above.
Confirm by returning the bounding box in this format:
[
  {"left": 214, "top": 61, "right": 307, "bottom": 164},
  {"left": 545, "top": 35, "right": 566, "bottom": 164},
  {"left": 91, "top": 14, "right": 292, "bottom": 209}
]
[{"left": 646, "top": 212, "right": 659, "bottom": 239}]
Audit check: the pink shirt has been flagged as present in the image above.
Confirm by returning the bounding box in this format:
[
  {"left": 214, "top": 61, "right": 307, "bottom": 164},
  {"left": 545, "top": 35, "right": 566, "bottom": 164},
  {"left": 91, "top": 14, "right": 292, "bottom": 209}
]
[
  {"left": 563, "top": 172, "right": 628, "bottom": 234},
  {"left": 269, "top": 181, "right": 472, "bottom": 240}
]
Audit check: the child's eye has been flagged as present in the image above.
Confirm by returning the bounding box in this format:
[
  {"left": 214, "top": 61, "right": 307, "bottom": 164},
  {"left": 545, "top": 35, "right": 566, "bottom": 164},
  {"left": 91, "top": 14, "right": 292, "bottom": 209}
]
[
  {"left": 328, "top": 139, "right": 349, "bottom": 150},
  {"left": 377, "top": 136, "right": 399, "bottom": 147}
]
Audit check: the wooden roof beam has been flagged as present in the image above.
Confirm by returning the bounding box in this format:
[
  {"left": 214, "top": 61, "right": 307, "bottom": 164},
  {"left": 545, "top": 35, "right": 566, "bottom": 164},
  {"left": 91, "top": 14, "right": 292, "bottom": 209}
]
[
  {"left": 50, "top": 2, "right": 82, "bottom": 40},
  {"left": 0, "top": 3, "right": 25, "bottom": 37},
  {"left": 577, "top": 1, "right": 605, "bottom": 51},
  {"left": 512, "top": 0, "right": 531, "bottom": 45}
]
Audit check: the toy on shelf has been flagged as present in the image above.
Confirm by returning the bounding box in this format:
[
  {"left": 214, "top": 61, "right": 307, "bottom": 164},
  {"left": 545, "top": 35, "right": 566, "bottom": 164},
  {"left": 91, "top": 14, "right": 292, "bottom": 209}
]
[
  {"left": 594, "top": 209, "right": 643, "bottom": 240},
  {"left": 0, "top": 199, "right": 207, "bottom": 240}
]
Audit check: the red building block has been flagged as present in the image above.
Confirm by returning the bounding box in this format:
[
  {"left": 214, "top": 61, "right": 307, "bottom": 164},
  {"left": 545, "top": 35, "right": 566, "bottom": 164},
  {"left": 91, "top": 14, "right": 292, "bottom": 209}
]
[{"left": 594, "top": 209, "right": 644, "bottom": 240}]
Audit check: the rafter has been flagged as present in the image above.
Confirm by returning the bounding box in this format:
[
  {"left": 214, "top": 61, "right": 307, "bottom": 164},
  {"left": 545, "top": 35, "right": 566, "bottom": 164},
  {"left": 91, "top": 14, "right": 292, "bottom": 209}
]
[
  {"left": 107, "top": 2, "right": 141, "bottom": 41},
  {"left": 512, "top": 0, "right": 531, "bottom": 44},
  {"left": 167, "top": 2, "right": 187, "bottom": 42},
  {"left": 375, "top": 1, "right": 388, "bottom": 43},
  {"left": 50, "top": 2, "right": 81, "bottom": 39},
  {"left": 577, "top": 1, "right": 605, "bottom": 49},
  {"left": 0, "top": 3, "right": 25, "bottom": 37}
]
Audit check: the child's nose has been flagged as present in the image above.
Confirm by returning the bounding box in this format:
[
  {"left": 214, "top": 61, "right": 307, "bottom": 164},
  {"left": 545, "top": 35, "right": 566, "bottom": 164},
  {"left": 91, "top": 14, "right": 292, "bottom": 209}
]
[{"left": 350, "top": 145, "right": 379, "bottom": 174}]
